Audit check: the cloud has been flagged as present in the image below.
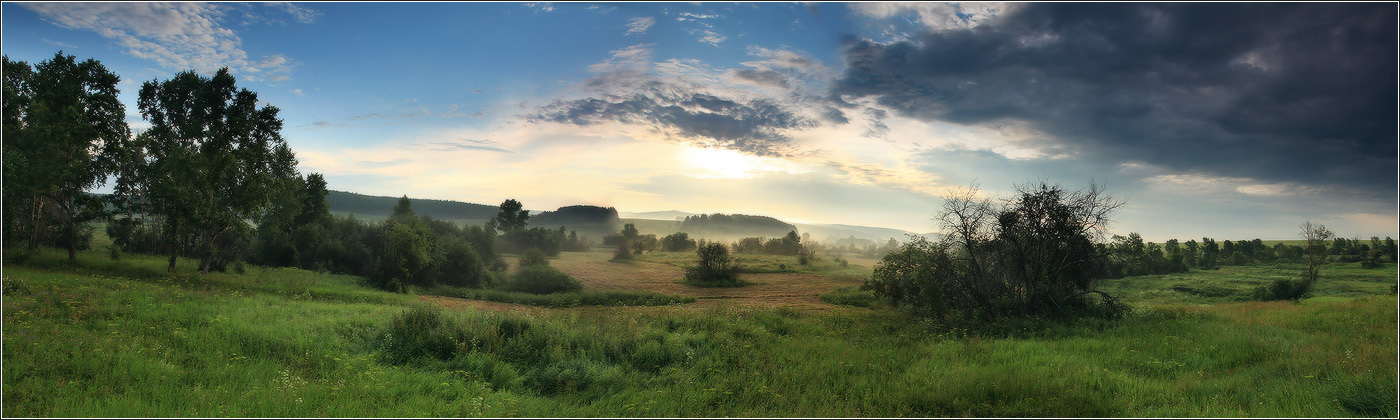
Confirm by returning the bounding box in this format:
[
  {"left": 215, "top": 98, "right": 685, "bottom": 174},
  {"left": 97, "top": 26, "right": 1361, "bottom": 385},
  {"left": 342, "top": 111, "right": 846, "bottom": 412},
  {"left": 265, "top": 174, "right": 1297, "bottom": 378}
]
[
  {"left": 42, "top": 38, "right": 79, "bottom": 49},
  {"left": 625, "top": 17, "right": 654, "bottom": 35},
  {"left": 530, "top": 88, "right": 817, "bottom": 157},
  {"left": 850, "top": 2, "right": 1018, "bottom": 32},
  {"left": 834, "top": 3, "right": 1398, "bottom": 200},
  {"left": 270, "top": 2, "right": 321, "bottom": 23},
  {"left": 419, "top": 139, "right": 514, "bottom": 153},
  {"left": 524, "top": 3, "right": 555, "bottom": 13},
  {"left": 21, "top": 2, "right": 299, "bottom": 82},
  {"left": 729, "top": 69, "right": 789, "bottom": 89},
  {"left": 356, "top": 158, "right": 411, "bottom": 168},
  {"left": 292, "top": 88, "right": 305, "bottom": 96},
  {"left": 697, "top": 29, "right": 726, "bottom": 46},
  {"left": 587, "top": 43, "right": 652, "bottom": 74}
]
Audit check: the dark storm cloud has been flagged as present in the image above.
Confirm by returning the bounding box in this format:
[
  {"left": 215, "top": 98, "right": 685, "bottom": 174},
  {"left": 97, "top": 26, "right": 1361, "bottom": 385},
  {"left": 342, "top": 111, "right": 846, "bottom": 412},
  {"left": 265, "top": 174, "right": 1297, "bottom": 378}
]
[
  {"left": 528, "top": 85, "right": 818, "bottom": 157},
  {"left": 834, "top": 3, "right": 1397, "bottom": 195},
  {"left": 731, "top": 68, "right": 791, "bottom": 88}
]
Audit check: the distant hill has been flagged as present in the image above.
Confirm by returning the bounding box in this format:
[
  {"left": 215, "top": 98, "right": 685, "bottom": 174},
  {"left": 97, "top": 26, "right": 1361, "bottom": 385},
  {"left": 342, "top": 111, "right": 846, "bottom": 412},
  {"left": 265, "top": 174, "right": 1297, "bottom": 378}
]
[
  {"left": 324, "top": 190, "right": 928, "bottom": 244},
  {"left": 618, "top": 210, "right": 699, "bottom": 221},
  {"left": 531, "top": 205, "right": 621, "bottom": 230},
  {"left": 326, "top": 190, "right": 497, "bottom": 220},
  {"left": 678, "top": 213, "right": 798, "bottom": 239}
]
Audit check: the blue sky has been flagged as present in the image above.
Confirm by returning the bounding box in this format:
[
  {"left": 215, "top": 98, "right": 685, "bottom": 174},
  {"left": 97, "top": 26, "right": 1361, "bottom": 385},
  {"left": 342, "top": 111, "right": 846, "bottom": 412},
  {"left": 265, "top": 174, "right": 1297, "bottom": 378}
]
[{"left": 3, "top": 2, "right": 1396, "bottom": 242}]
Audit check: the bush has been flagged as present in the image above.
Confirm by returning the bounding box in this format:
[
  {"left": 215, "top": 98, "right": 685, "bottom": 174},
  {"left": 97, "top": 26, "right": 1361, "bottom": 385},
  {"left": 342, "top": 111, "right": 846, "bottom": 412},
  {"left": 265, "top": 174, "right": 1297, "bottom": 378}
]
[
  {"left": 1252, "top": 278, "right": 1314, "bottom": 301},
  {"left": 518, "top": 247, "right": 550, "bottom": 269},
  {"left": 438, "top": 238, "right": 496, "bottom": 288},
  {"left": 660, "top": 232, "right": 698, "bottom": 252},
  {"left": 381, "top": 307, "right": 463, "bottom": 365},
  {"left": 508, "top": 265, "right": 583, "bottom": 294},
  {"left": 612, "top": 239, "right": 633, "bottom": 261},
  {"left": 682, "top": 242, "right": 743, "bottom": 287}
]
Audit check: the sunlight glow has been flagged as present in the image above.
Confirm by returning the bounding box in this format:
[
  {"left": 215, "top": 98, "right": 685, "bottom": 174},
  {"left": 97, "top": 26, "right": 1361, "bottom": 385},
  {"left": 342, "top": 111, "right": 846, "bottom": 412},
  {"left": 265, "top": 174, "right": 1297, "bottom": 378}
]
[{"left": 681, "top": 145, "right": 804, "bottom": 179}]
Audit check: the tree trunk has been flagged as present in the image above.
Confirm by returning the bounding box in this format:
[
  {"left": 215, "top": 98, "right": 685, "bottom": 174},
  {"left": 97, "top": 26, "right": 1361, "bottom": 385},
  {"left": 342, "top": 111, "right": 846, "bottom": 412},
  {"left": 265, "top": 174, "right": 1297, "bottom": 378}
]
[{"left": 28, "top": 197, "right": 43, "bottom": 251}]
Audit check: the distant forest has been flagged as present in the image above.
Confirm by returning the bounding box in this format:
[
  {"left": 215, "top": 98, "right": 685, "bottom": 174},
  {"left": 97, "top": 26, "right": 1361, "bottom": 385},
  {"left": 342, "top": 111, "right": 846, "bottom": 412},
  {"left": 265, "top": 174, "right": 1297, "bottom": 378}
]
[
  {"left": 327, "top": 191, "right": 497, "bottom": 220},
  {"left": 679, "top": 214, "right": 797, "bottom": 238}
]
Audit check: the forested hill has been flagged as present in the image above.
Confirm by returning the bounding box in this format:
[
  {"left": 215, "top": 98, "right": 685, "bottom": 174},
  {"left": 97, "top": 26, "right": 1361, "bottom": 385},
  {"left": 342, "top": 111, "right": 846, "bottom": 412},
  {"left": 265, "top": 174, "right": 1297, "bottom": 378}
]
[
  {"left": 531, "top": 205, "right": 621, "bottom": 229},
  {"left": 678, "top": 213, "right": 799, "bottom": 238},
  {"left": 326, "top": 190, "right": 497, "bottom": 220}
]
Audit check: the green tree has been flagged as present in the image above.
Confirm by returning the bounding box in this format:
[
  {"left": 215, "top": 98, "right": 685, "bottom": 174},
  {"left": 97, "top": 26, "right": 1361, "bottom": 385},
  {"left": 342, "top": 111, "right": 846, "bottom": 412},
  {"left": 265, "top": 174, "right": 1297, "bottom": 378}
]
[
  {"left": 661, "top": 232, "right": 698, "bottom": 252},
  {"left": 129, "top": 68, "right": 295, "bottom": 273},
  {"left": 684, "top": 241, "right": 742, "bottom": 286},
  {"left": 488, "top": 199, "right": 530, "bottom": 234},
  {"left": 3, "top": 55, "right": 36, "bottom": 249},
  {"left": 870, "top": 181, "right": 1124, "bottom": 320},
  {"left": 3, "top": 52, "right": 129, "bottom": 259}
]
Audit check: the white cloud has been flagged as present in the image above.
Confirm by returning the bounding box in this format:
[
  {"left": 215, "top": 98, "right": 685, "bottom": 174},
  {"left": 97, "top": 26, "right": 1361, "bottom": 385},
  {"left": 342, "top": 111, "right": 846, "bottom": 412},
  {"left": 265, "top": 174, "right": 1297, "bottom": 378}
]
[
  {"left": 586, "top": 43, "right": 652, "bottom": 74},
  {"left": 270, "top": 2, "right": 322, "bottom": 23},
  {"left": 625, "top": 16, "right": 655, "bottom": 36},
  {"left": 42, "top": 38, "right": 80, "bottom": 49},
  {"left": 22, "top": 2, "right": 297, "bottom": 81},
  {"left": 292, "top": 88, "right": 305, "bottom": 96},
  {"left": 698, "top": 29, "right": 726, "bottom": 46},
  {"left": 524, "top": 3, "right": 555, "bottom": 13},
  {"left": 850, "top": 2, "right": 1018, "bottom": 31}
]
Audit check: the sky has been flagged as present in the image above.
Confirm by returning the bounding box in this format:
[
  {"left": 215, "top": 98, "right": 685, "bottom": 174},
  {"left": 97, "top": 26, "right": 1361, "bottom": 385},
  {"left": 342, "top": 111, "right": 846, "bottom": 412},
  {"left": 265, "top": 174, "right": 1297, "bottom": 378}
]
[{"left": 2, "top": 1, "right": 1396, "bottom": 242}]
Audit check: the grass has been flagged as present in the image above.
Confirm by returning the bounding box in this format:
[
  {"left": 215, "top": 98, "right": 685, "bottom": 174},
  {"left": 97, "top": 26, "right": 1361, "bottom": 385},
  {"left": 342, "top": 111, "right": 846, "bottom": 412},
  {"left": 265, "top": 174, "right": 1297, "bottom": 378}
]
[
  {"left": 1099, "top": 261, "right": 1397, "bottom": 305},
  {"left": 423, "top": 284, "right": 695, "bottom": 308},
  {"left": 3, "top": 245, "right": 1395, "bottom": 417}
]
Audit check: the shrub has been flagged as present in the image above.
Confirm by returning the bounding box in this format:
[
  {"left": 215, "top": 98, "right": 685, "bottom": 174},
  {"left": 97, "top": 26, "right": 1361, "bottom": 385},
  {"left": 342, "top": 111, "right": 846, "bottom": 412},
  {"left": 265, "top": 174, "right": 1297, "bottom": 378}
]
[
  {"left": 508, "top": 265, "right": 583, "bottom": 294},
  {"left": 660, "top": 232, "right": 698, "bottom": 252},
  {"left": 381, "top": 306, "right": 462, "bottom": 365},
  {"left": 612, "top": 239, "right": 633, "bottom": 261},
  {"left": 438, "top": 238, "right": 496, "bottom": 288},
  {"left": 682, "top": 242, "right": 743, "bottom": 287},
  {"left": 518, "top": 247, "right": 549, "bottom": 269}
]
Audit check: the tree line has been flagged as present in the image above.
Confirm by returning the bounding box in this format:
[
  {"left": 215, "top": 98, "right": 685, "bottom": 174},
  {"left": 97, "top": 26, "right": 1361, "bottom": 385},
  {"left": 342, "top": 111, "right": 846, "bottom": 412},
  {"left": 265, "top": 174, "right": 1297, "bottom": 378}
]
[{"left": 3, "top": 52, "right": 591, "bottom": 294}]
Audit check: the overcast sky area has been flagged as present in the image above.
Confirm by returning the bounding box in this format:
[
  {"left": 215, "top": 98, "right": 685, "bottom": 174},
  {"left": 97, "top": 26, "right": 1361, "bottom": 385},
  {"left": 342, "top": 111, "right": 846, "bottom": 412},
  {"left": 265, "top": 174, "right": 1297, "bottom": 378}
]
[{"left": 3, "top": 2, "right": 1396, "bottom": 242}]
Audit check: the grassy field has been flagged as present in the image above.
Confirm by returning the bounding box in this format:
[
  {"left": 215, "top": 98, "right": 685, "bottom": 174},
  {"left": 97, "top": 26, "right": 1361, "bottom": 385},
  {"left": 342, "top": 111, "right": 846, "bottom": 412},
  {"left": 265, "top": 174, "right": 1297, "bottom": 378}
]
[{"left": 3, "top": 245, "right": 1396, "bottom": 417}]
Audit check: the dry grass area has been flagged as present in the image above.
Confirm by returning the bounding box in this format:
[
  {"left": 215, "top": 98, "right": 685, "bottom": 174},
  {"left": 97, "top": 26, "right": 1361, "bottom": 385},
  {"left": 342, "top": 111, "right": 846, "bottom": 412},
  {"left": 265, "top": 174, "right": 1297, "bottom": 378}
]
[{"left": 432, "top": 250, "right": 870, "bottom": 314}]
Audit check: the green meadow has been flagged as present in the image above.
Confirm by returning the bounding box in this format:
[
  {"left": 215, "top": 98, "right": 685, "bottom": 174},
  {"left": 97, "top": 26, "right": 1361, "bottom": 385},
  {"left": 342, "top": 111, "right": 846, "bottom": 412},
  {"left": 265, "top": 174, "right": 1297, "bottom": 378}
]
[{"left": 3, "top": 245, "right": 1396, "bottom": 417}]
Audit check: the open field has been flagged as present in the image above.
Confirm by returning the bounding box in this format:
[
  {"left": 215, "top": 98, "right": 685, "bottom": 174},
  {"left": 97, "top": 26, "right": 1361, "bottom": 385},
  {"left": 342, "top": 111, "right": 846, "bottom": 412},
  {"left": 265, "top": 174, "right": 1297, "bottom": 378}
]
[{"left": 3, "top": 246, "right": 1396, "bottom": 417}]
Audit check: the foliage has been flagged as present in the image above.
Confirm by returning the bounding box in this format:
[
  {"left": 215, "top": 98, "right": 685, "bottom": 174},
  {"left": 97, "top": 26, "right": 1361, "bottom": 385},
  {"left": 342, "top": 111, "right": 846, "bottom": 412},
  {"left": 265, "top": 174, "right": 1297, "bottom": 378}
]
[
  {"left": 518, "top": 247, "right": 550, "bottom": 269},
  {"left": 506, "top": 265, "right": 584, "bottom": 294},
  {"left": 682, "top": 242, "right": 743, "bottom": 287},
  {"left": 120, "top": 67, "right": 295, "bottom": 274},
  {"left": 2, "top": 52, "right": 128, "bottom": 260},
  {"left": 660, "top": 232, "right": 698, "bottom": 252},
  {"left": 2, "top": 249, "right": 1396, "bottom": 417},
  {"left": 488, "top": 199, "right": 531, "bottom": 234},
  {"left": 870, "top": 182, "right": 1126, "bottom": 320}
]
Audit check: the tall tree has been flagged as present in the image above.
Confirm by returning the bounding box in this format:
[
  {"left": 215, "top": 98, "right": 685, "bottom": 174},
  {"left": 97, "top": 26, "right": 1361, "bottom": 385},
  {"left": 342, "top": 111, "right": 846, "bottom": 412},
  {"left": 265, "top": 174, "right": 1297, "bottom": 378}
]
[
  {"left": 1300, "top": 221, "right": 1333, "bottom": 285},
  {"left": 131, "top": 67, "right": 294, "bottom": 273},
  {"left": 2, "top": 55, "right": 36, "bottom": 248},
  {"left": 488, "top": 199, "right": 530, "bottom": 234},
  {"left": 3, "top": 52, "right": 129, "bottom": 259}
]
